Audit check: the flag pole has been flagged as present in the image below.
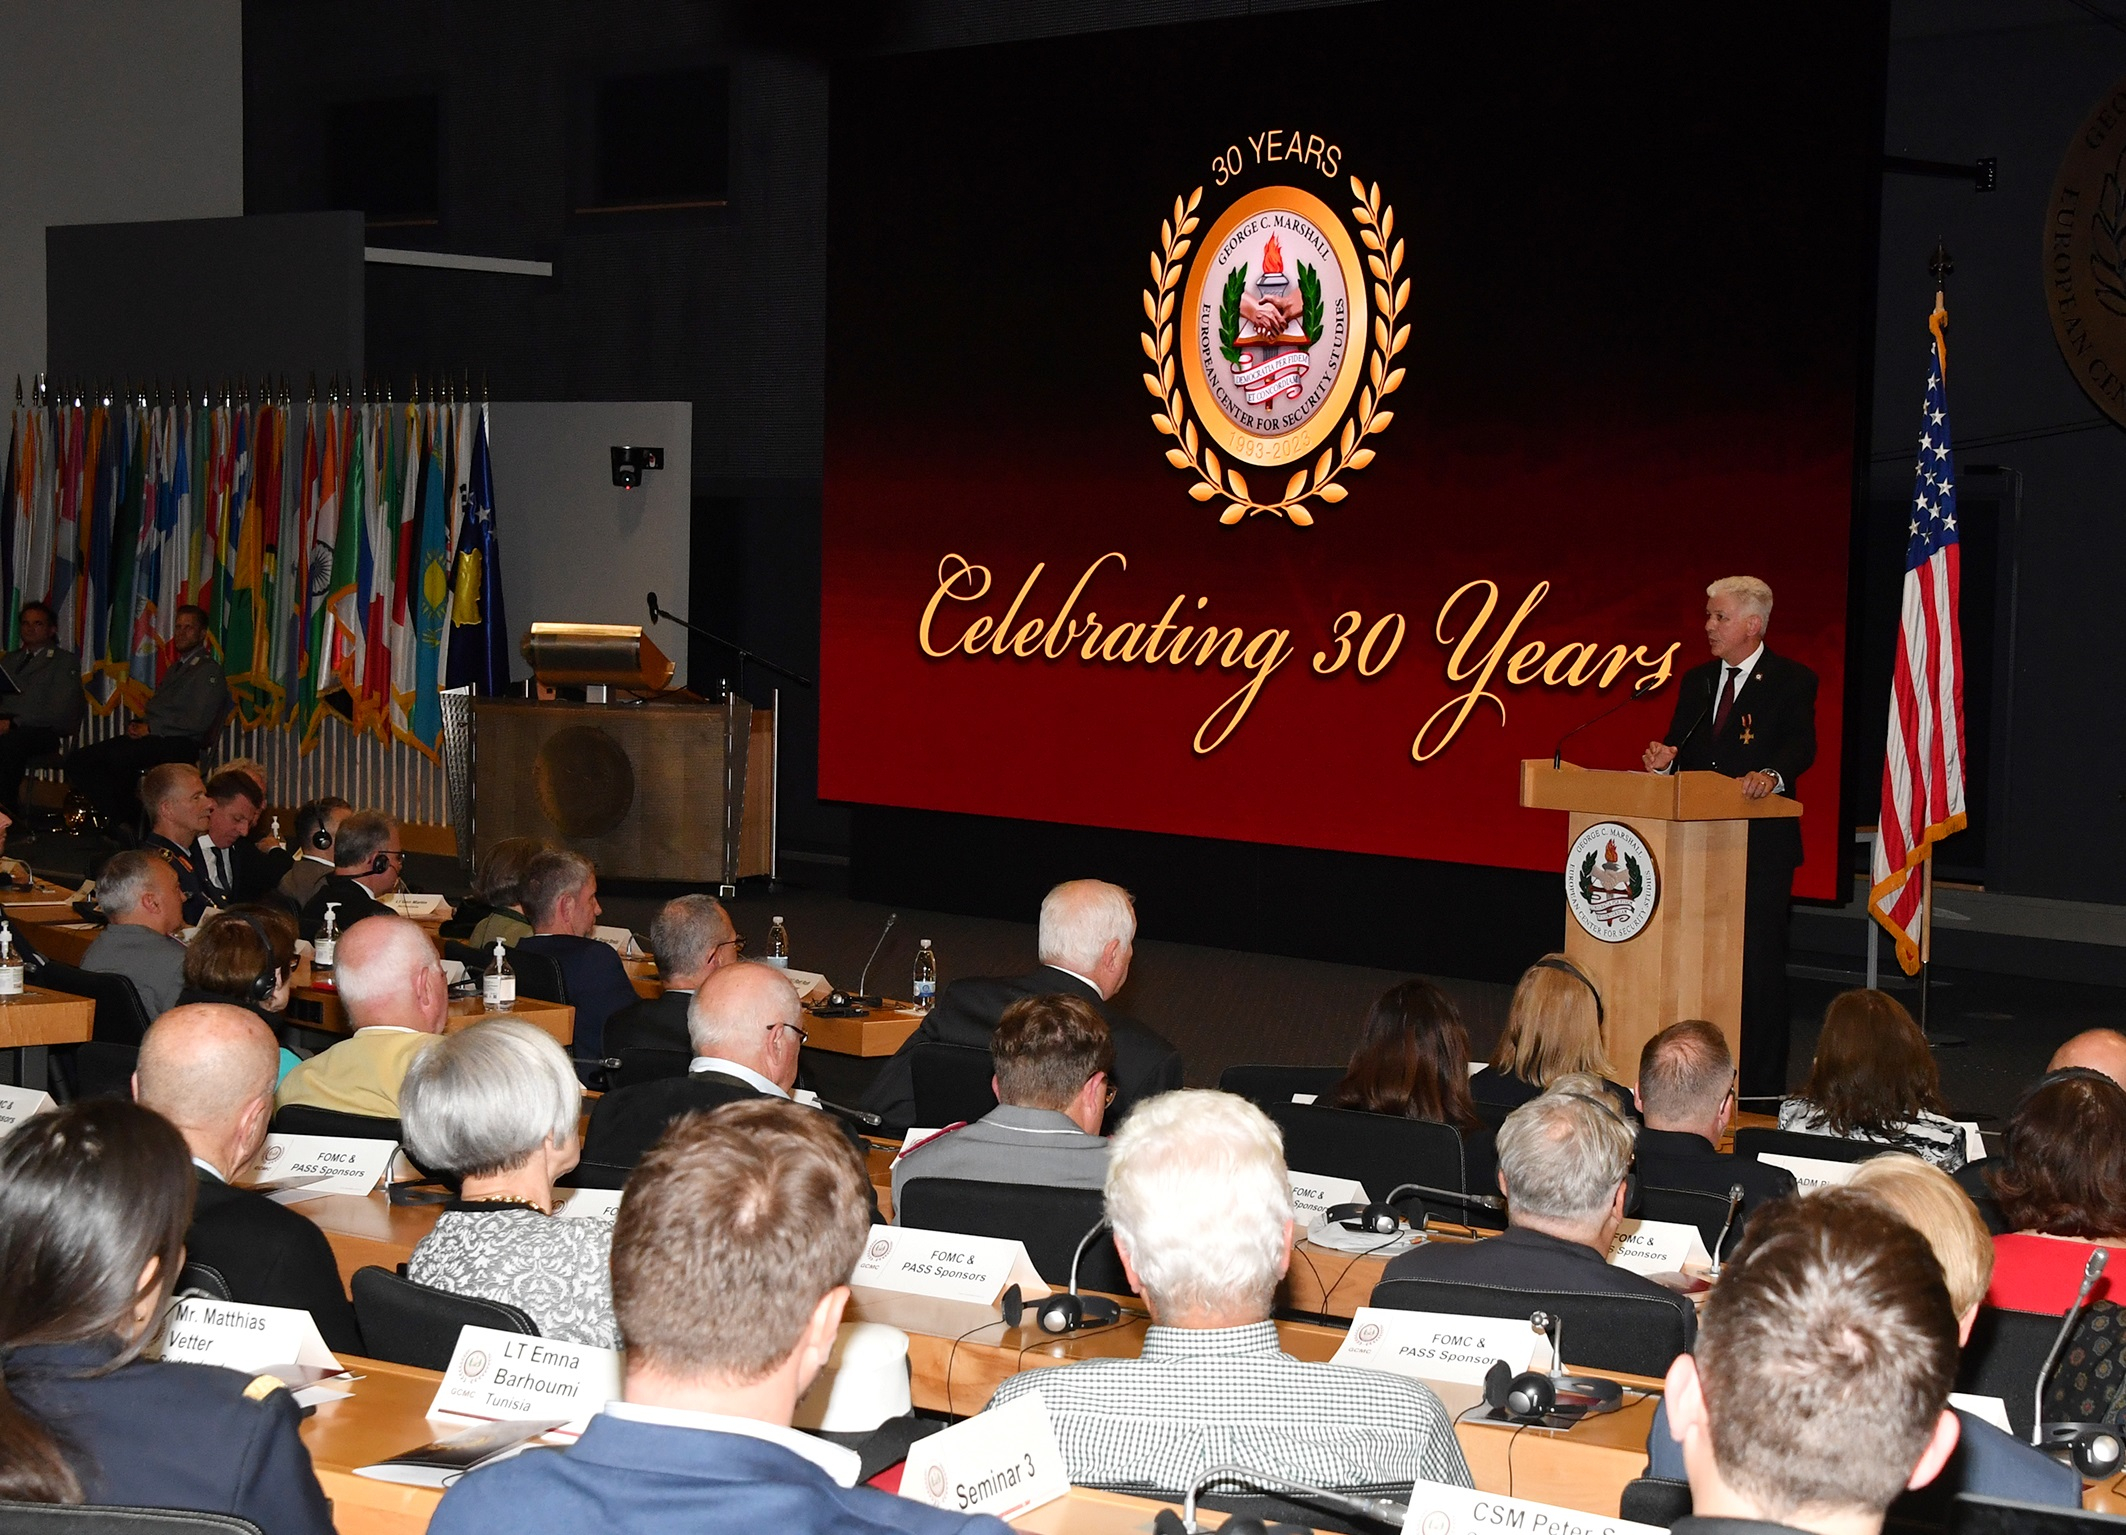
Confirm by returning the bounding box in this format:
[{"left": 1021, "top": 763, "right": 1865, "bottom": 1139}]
[{"left": 1919, "top": 240, "right": 1963, "bottom": 1047}]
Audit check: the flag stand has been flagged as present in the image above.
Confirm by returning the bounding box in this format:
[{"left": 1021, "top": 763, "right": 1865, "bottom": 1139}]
[{"left": 1918, "top": 848, "right": 1965, "bottom": 1047}]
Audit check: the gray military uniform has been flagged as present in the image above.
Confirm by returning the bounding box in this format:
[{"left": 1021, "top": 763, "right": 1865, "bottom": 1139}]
[
  {"left": 890, "top": 1103, "right": 1109, "bottom": 1217},
  {"left": 0, "top": 644, "right": 84, "bottom": 733},
  {"left": 82, "top": 922, "right": 189, "bottom": 1020},
  {"left": 146, "top": 647, "right": 230, "bottom": 739}
]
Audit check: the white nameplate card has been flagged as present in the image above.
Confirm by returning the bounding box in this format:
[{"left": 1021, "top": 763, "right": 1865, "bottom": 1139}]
[
  {"left": 157, "top": 1297, "right": 340, "bottom": 1376},
  {"left": 0, "top": 1083, "right": 53, "bottom": 1132},
  {"left": 851, "top": 1224, "right": 1049, "bottom": 1305},
  {"left": 1949, "top": 1392, "right": 2012, "bottom": 1433},
  {"left": 1758, "top": 1153, "right": 1861, "bottom": 1192},
  {"left": 1290, "top": 1092, "right": 1318, "bottom": 1104},
  {"left": 1331, "top": 1306, "right": 1539, "bottom": 1387},
  {"left": 1287, "top": 1169, "right": 1368, "bottom": 1225},
  {"left": 1608, "top": 1218, "right": 1712, "bottom": 1276},
  {"left": 429, "top": 1325, "right": 622, "bottom": 1437},
  {"left": 255, "top": 1133, "right": 397, "bottom": 1198},
  {"left": 899, "top": 1391, "right": 1069, "bottom": 1521},
  {"left": 557, "top": 1187, "right": 623, "bottom": 1220},
  {"left": 784, "top": 966, "right": 827, "bottom": 994},
  {"left": 1403, "top": 1477, "right": 1668, "bottom": 1535},
  {"left": 894, "top": 1129, "right": 948, "bottom": 1162},
  {"left": 1956, "top": 1121, "right": 1987, "bottom": 1164}
]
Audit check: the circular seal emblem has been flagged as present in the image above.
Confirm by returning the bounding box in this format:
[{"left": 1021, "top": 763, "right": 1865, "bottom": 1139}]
[
  {"left": 2046, "top": 73, "right": 2126, "bottom": 427},
  {"left": 1565, "top": 822, "right": 1659, "bottom": 943},
  {"left": 262, "top": 1142, "right": 285, "bottom": 1166},
  {"left": 460, "top": 1349, "right": 490, "bottom": 1381},
  {"left": 925, "top": 1465, "right": 949, "bottom": 1499},
  {"left": 1142, "top": 175, "right": 1409, "bottom": 526},
  {"left": 1356, "top": 1322, "right": 1381, "bottom": 1345},
  {"left": 1422, "top": 1511, "right": 1453, "bottom": 1535},
  {"left": 868, "top": 1236, "right": 892, "bottom": 1261}
]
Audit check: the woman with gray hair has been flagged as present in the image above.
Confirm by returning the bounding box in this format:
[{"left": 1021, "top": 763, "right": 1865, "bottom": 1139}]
[{"left": 401, "top": 1019, "right": 619, "bottom": 1347}]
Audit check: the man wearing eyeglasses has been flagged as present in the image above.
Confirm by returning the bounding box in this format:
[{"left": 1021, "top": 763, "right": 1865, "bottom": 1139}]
[
  {"left": 582, "top": 963, "right": 881, "bottom": 1221},
  {"left": 298, "top": 810, "right": 404, "bottom": 940},
  {"left": 1632, "top": 1019, "right": 1794, "bottom": 1241},
  {"left": 605, "top": 895, "right": 743, "bottom": 1055}
]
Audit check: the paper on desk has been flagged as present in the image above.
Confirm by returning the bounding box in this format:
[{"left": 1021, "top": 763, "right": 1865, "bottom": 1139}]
[
  {"left": 783, "top": 967, "right": 828, "bottom": 996},
  {"left": 154, "top": 1297, "right": 341, "bottom": 1376},
  {"left": 255, "top": 1133, "right": 397, "bottom": 1197},
  {"left": 1757, "top": 1153, "right": 1861, "bottom": 1192},
  {"left": 898, "top": 1392, "right": 1069, "bottom": 1521},
  {"left": 1403, "top": 1477, "right": 1667, "bottom": 1535},
  {"left": 384, "top": 892, "right": 444, "bottom": 917},
  {"left": 0, "top": 1083, "right": 54, "bottom": 1133},
  {"left": 557, "top": 1187, "right": 623, "bottom": 1220},
  {"left": 592, "top": 924, "right": 643, "bottom": 957},
  {"left": 429, "top": 1326, "right": 622, "bottom": 1437},
  {"left": 1608, "top": 1218, "right": 1712, "bottom": 1276},
  {"left": 1949, "top": 1392, "right": 2012, "bottom": 1432}
]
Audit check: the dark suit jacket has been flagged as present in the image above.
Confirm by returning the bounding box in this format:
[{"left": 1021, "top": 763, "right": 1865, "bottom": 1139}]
[
  {"left": 1633, "top": 1126, "right": 1796, "bottom": 1233},
  {"left": 427, "top": 1413, "right": 1011, "bottom": 1535},
  {"left": 143, "top": 831, "right": 211, "bottom": 925},
  {"left": 514, "top": 933, "right": 638, "bottom": 1062},
  {"left": 861, "top": 965, "right": 1184, "bottom": 1134},
  {"left": 187, "top": 1168, "right": 364, "bottom": 1355},
  {"left": 604, "top": 987, "right": 695, "bottom": 1055},
  {"left": 299, "top": 874, "right": 395, "bottom": 940},
  {"left": 1662, "top": 648, "right": 1818, "bottom": 867}
]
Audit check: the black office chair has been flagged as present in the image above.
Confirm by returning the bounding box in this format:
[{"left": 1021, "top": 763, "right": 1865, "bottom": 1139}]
[
  {"left": 897, "top": 1179, "right": 1133, "bottom": 1295},
  {"left": 1138, "top": 1490, "right": 1374, "bottom": 1535},
  {"left": 556, "top": 1159, "right": 633, "bottom": 1191},
  {"left": 36, "top": 961, "right": 152, "bottom": 1045},
  {"left": 1368, "top": 1275, "right": 1694, "bottom": 1377},
  {"left": 1958, "top": 1306, "right": 2066, "bottom": 1440},
  {"left": 271, "top": 1104, "right": 403, "bottom": 1143},
  {"left": 0, "top": 1504, "right": 263, "bottom": 1534},
  {"left": 1956, "top": 1158, "right": 2009, "bottom": 1235},
  {"left": 1215, "top": 1063, "right": 1345, "bottom": 1113},
  {"left": 350, "top": 1266, "right": 538, "bottom": 1371},
  {"left": 606, "top": 1047, "right": 690, "bottom": 1089},
  {"left": 908, "top": 1042, "right": 997, "bottom": 1128},
  {"left": 509, "top": 948, "right": 569, "bottom": 1007},
  {"left": 64, "top": 1041, "right": 141, "bottom": 1101},
  {"left": 1619, "top": 1478, "right": 1693, "bottom": 1529},
  {"left": 1732, "top": 1126, "right": 1889, "bottom": 1165},
  {"left": 1265, "top": 1100, "right": 1500, "bottom": 1229},
  {"left": 174, "top": 1261, "right": 233, "bottom": 1301},
  {"left": 1637, "top": 1184, "right": 1743, "bottom": 1260}
]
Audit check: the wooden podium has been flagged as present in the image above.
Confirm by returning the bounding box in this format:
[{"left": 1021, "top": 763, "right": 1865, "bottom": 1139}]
[{"left": 1519, "top": 761, "right": 1801, "bottom": 1087}]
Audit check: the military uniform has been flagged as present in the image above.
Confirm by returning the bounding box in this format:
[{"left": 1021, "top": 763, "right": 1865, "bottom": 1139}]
[
  {"left": 67, "top": 644, "right": 232, "bottom": 828},
  {"left": 4, "top": 1337, "right": 334, "bottom": 1533},
  {"left": 0, "top": 640, "right": 84, "bottom": 811},
  {"left": 143, "top": 831, "right": 211, "bottom": 925},
  {"left": 890, "top": 1105, "right": 1110, "bottom": 1215}
]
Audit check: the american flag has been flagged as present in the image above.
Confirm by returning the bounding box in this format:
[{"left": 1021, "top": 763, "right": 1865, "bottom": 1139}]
[{"left": 1869, "top": 309, "right": 1968, "bottom": 974}]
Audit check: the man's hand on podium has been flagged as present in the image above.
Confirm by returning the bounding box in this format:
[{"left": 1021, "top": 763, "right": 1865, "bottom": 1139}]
[
  {"left": 1642, "top": 741, "right": 1678, "bottom": 773},
  {"left": 1739, "top": 770, "right": 1778, "bottom": 800}
]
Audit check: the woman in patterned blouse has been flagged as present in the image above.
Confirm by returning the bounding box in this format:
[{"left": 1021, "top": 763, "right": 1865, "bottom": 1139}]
[
  {"left": 399, "top": 1018, "right": 620, "bottom": 1347},
  {"left": 1779, "top": 989, "right": 1967, "bottom": 1172}
]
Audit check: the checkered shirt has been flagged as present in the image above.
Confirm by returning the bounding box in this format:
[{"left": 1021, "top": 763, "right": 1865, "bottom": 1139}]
[{"left": 985, "top": 1320, "right": 1471, "bottom": 1497}]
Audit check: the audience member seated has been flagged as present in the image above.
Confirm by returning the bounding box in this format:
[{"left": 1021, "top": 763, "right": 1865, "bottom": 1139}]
[
  {"left": 132, "top": 1003, "right": 363, "bottom": 1354},
  {"left": 2048, "top": 1027, "right": 2126, "bottom": 1085},
  {"left": 218, "top": 755, "right": 290, "bottom": 859},
  {"left": 448, "top": 834, "right": 545, "bottom": 945},
  {"left": 402, "top": 1019, "right": 618, "bottom": 1348},
  {"left": 178, "top": 904, "right": 299, "bottom": 1026},
  {"left": 430, "top": 1098, "right": 1011, "bottom": 1535},
  {"left": 275, "top": 795, "right": 352, "bottom": 911},
  {"left": 513, "top": 848, "right": 638, "bottom": 1069},
  {"left": 67, "top": 602, "right": 231, "bottom": 829},
  {"left": 1470, "top": 953, "right": 1635, "bottom": 1120},
  {"left": 195, "top": 769, "right": 279, "bottom": 905},
  {"left": 298, "top": 809, "right": 403, "bottom": 939},
  {"left": 1633, "top": 1019, "right": 1794, "bottom": 1230},
  {"left": 1779, "top": 988, "right": 1966, "bottom": 1170},
  {"left": 1373, "top": 1077, "right": 1697, "bottom": 1350},
  {"left": 0, "top": 599, "right": 83, "bottom": 814},
  {"left": 1648, "top": 1154, "right": 2081, "bottom": 1509},
  {"left": 1320, "top": 977, "right": 1497, "bottom": 1190},
  {"left": 585, "top": 965, "right": 879, "bottom": 1215},
  {"left": 138, "top": 761, "right": 215, "bottom": 924},
  {"left": 82, "top": 848, "right": 191, "bottom": 1018},
  {"left": 1660, "top": 1190, "right": 1965, "bottom": 1535},
  {"left": 276, "top": 915, "right": 446, "bottom": 1118},
  {"left": 1984, "top": 1068, "right": 2126, "bottom": 1311},
  {"left": 892, "top": 993, "right": 1113, "bottom": 1214},
  {"left": 0, "top": 1098, "right": 332, "bottom": 1531},
  {"left": 990, "top": 1089, "right": 1470, "bottom": 1495},
  {"left": 605, "top": 893, "right": 740, "bottom": 1055},
  {"left": 864, "top": 878, "right": 1183, "bottom": 1134}
]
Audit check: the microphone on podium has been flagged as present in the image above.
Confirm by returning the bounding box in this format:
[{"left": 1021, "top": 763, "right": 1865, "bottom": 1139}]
[
  {"left": 1552, "top": 673, "right": 1662, "bottom": 769},
  {"left": 646, "top": 591, "right": 661, "bottom": 625}
]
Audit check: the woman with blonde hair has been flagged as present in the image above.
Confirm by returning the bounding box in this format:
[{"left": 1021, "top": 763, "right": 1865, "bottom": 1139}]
[{"left": 1470, "top": 954, "right": 1634, "bottom": 1120}]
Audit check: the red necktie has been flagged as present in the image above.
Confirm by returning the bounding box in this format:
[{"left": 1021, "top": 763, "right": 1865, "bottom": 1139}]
[{"left": 1711, "top": 666, "right": 1738, "bottom": 736}]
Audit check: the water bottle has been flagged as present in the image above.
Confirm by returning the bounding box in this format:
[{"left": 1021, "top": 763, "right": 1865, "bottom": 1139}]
[
  {"left": 765, "top": 916, "right": 790, "bottom": 969},
  {"left": 314, "top": 904, "right": 339, "bottom": 971},
  {"left": 484, "top": 938, "right": 516, "bottom": 1010},
  {"left": 0, "top": 923, "right": 23, "bottom": 1001},
  {"left": 912, "top": 939, "right": 937, "bottom": 1011}
]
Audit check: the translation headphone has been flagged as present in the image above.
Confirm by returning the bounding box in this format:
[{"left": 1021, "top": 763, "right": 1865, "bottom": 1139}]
[
  {"left": 222, "top": 910, "right": 284, "bottom": 1004},
  {"left": 1001, "top": 1218, "right": 1124, "bottom": 1335},
  {"left": 1530, "top": 955, "right": 1604, "bottom": 1031},
  {"left": 1481, "top": 1313, "right": 1624, "bottom": 1423}
]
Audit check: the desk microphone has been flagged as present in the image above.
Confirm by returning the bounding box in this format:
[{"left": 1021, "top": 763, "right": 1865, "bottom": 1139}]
[
  {"left": 1659, "top": 670, "right": 1723, "bottom": 766},
  {"left": 1707, "top": 1183, "right": 1745, "bottom": 1277},
  {"left": 1002, "top": 1218, "right": 1122, "bottom": 1334},
  {"left": 2031, "top": 1248, "right": 2123, "bottom": 1476},
  {"left": 816, "top": 1097, "right": 882, "bottom": 1129},
  {"left": 853, "top": 913, "right": 897, "bottom": 1006},
  {"left": 1553, "top": 673, "right": 1662, "bottom": 769},
  {"left": 1325, "top": 1180, "right": 1504, "bottom": 1235},
  {"left": 1151, "top": 1463, "right": 1409, "bottom": 1534},
  {"left": 646, "top": 590, "right": 661, "bottom": 625}
]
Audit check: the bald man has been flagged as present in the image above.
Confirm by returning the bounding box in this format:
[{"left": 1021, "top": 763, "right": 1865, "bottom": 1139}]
[
  {"left": 135, "top": 1004, "right": 363, "bottom": 1352},
  {"left": 275, "top": 915, "right": 448, "bottom": 1119},
  {"left": 2049, "top": 1030, "right": 2126, "bottom": 1086}
]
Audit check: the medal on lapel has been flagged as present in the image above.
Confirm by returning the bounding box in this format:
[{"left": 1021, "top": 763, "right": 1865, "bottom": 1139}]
[{"left": 1739, "top": 714, "right": 1755, "bottom": 745}]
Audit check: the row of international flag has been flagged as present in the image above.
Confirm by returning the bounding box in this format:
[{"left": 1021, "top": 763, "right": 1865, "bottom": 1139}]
[{"left": 0, "top": 382, "right": 510, "bottom": 759}]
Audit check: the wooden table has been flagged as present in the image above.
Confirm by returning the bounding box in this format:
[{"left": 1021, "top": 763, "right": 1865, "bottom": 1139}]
[
  {"left": 290, "top": 961, "right": 574, "bottom": 1046},
  {"left": 807, "top": 1003, "right": 926, "bottom": 1057},
  {"left": 0, "top": 985, "right": 96, "bottom": 1090}
]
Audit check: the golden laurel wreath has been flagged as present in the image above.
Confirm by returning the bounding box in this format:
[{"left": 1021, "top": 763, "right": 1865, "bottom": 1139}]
[{"left": 1141, "top": 176, "right": 1409, "bottom": 527}]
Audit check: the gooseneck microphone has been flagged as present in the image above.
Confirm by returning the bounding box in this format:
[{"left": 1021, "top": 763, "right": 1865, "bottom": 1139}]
[
  {"left": 1151, "top": 1463, "right": 1409, "bottom": 1534},
  {"left": 1553, "top": 673, "right": 1662, "bottom": 769},
  {"left": 1708, "top": 1183, "right": 1745, "bottom": 1277},
  {"left": 2030, "top": 1248, "right": 2122, "bottom": 1481},
  {"left": 1001, "top": 1217, "right": 1122, "bottom": 1335},
  {"left": 853, "top": 913, "right": 897, "bottom": 1005},
  {"left": 1658, "top": 669, "right": 1723, "bottom": 767}
]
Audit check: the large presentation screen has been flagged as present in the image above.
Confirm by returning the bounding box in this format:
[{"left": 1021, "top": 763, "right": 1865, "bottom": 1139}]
[{"left": 821, "top": 3, "right": 1884, "bottom": 899}]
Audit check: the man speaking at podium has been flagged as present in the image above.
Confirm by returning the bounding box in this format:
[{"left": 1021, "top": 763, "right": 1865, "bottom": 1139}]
[{"left": 1642, "top": 577, "right": 1816, "bottom": 1102}]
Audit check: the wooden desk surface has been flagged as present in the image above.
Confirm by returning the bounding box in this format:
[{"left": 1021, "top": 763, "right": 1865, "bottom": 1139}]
[
  {"left": 1, "top": 882, "right": 90, "bottom": 924},
  {"left": 806, "top": 1003, "right": 926, "bottom": 1058},
  {"left": 290, "top": 962, "right": 574, "bottom": 1047},
  {"left": 0, "top": 986, "right": 95, "bottom": 1048}
]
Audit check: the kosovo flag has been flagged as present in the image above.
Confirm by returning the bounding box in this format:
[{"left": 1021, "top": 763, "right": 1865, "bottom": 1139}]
[{"left": 445, "top": 404, "right": 509, "bottom": 694}]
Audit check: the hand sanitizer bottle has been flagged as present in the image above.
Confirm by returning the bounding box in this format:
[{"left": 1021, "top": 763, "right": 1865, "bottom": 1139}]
[
  {"left": 484, "top": 939, "right": 516, "bottom": 1010},
  {"left": 315, "top": 904, "right": 339, "bottom": 971}
]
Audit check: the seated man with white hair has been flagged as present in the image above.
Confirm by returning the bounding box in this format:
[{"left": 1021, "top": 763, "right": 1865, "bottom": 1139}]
[
  {"left": 862, "top": 878, "right": 1182, "bottom": 1135},
  {"left": 988, "top": 1089, "right": 1470, "bottom": 1498},
  {"left": 274, "top": 915, "right": 450, "bottom": 1119},
  {"left": 403, "top": 1019, "right": 618, "bottom": 1348}
]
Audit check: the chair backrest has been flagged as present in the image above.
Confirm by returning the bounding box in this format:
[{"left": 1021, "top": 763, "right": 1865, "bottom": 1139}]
[
  {"left": 1732, "top": 1126, "right": 1888, "bottom": 1166},
  {"left": 896, "top": 1178, "right": 1132, "bottom": 1295},
  {"left": 608, "top": 1047, "right": 690, "bottom": 1089},
  {"left": 271, "top": 1103, "right": 404, "bottom": 1143},
  {"left": 1215, "top": 1063, "right": 1345, "bottom": 1114},
  {"left": 0, "top": 1504, "right": 264, "bottom": 1534},
  {"left": 35, "top": 960, "right": 151, "bottom": 1047},
  {"left": 556, "top": 1159, "right": 632, "bottom": 1191},
  {"left": 1959, "top": 1306, "right": 2067, "bottom": 1440},
  {"left": 909, "top": 1042, "right": 998, "bottom": 1128},
  {"left": 350, "top": 1265, "right": 538, "bottom": 1371},
  {"left": 1637, "top": 1184, "right": 1742, "bottom": 1259},
  {"left": 1264, "top": 1100, "right": 1495, "bottom": 1228},
  {"left": 66, "top": 1041, "right": 139, "bottom": 1101},
  {"left": 508, "top": 947, "right": 569, "bottom": 1006},
  {"left": 174, "top": 1261, "right": 232, "bottom": 1301},
  {"left": 1619, "top": 1478, "right": 1693, "bottom": 1529},
  {"left": 1369, "top": 1273, "right": 1693, "bottom": 1376}
]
